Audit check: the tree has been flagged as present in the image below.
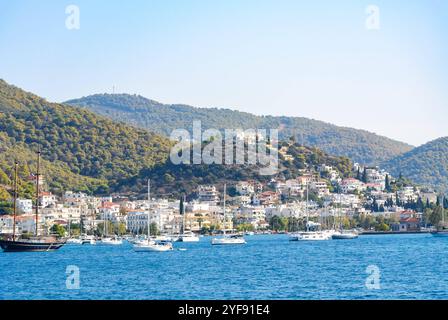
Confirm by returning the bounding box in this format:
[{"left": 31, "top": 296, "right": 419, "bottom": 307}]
[
  {"left": 362, "top": 168, "right": 367, "bottom": 183},
  {"left": 429, "top": 206, "right": 443, "bottom": 228},
  {"left": 150, "top": 222, "right": 160, "bottom": 236},
  {"left": 385, "top": 174, "right": 391, "bottom": 192},
  {"left": 51, "top": 224, "right": 66, "bottom": 237}
]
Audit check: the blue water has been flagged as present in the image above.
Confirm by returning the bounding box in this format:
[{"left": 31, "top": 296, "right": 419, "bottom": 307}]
[{"left": 1, "top": 234, "right": 447, "bottom": 300}]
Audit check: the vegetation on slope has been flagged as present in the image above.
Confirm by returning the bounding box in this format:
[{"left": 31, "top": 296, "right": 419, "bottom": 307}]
[
  {"left": 382, "top": 137, "right": 448, "bottom": 193},
  {"left": 66, "top": 93, "right": 413, "bottom": 164}
]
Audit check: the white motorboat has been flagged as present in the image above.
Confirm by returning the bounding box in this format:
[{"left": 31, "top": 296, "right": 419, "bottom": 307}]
[
  {"left": 290, "top": 231, "right": 331, "bottom": 241},
  {"left": 178, "top": 231, "right": 200, "bottom": 242},
  {"left": 81, "top": 235, "right": 96, "bottom": 245},
  {"left": 332, "top": 231, "right": 359, "bottom": 239},
  {"left": 66, "top": 238, "right": 83, "bottom": 245},
  {"left": 134, "top": 240, "right": 173, "bottom": 252},
  {"left": 212, "top": 234, "right": 246, "bottom": 245},
  {"left": 101, "top": 237, "right": 123, "bottom": 245}
]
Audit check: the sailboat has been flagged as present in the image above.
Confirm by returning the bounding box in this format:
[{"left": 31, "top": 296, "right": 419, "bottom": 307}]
[
  {"left": 133, "top": 179, "right": 173, "bottom": 252},
  {"left": 100, "top": 218, "right": 123, "bottom": 245},
  {"left": 0, "top": 152, "right": 65, "bottom": 252},
  {"left": 66, "top": 218, "right": 83, "bottom": 244},
  {"left": 211, "top": 184, "right": 246, "bottom": 245},
  {"left": 289, "top": 181, "right": 331, "bottom": 241},
  {"left": 431, "top": 196, "right": 448, "bottom": 237},
  {"left": 178, "top": 195, "right": 199, "bottom": 242},
  {"left": 332, "top": 193, "right": 358, "bottom": 240}
]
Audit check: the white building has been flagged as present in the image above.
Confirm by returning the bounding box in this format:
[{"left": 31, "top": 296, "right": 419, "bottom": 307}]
[
  {"left": 197, "top": 185, "right": 220, "bottom": 204},
  {"left": 16, "top": 199, "right": 33, "bottom": 214}
]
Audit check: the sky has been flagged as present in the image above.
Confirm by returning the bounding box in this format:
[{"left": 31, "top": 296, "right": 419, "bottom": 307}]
[{"left": 0, "top": 0, "right": 447, "bottom": 146}]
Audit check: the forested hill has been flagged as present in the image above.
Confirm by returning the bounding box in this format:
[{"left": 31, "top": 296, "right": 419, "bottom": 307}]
[
  {"left": 382, "top": 137, "right": 448, "bottom": 193},
  {"left": 0, "top": 79, "right": 355, "bottom": 198},
  {"left": 0, "top": 79, "right": 171, "bottom": 194},
  {"left": 66, "top": 93, "right": 413, "bottom": 165}
]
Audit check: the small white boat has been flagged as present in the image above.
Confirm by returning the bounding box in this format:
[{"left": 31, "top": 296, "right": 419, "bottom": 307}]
[
  {"left": 81, "top": 235, "right": 96, "bottom": 245},
  {"left": 66, "top": 238, "right": 83, "bottom": 245},
  {"left": 133, "top": 241, "right": 173, "bottom": 252},
  {"left": 101, "top": 237, "right": 123, "bottom": 245},
  {"left": 289, "top": 231, "right": 331, "bottom": 241},
  {"left": 178, "top": 232, "right": 200, "bottom": 242},
  {"left": 245, "top": 231, "right": 255, "bottom": 236},
  {"left": 332, "top": 230, "right": 358, "bottom": 239},
  {"left": 212, "top": 234, "right": 246, "bottom": 245}
]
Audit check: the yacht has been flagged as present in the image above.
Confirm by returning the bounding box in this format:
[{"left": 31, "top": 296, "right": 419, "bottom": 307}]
[
  {"left": 178, "top": 231, "right": 200, "bottom": 242},
  {"left": 289, "top": 182, "right": 331, "bottom": 241},
  {"left": 332, "top": 230, "right": 359, "bottom": 239},
  {"left": 331, "top": 194, "right": 358, "bottom": 240},
  {"left": 133, "top": 179, "right": 173, "bottom": 252},
  {"left": 81, "top": 235, "right": 96, "bottom": 245},
  {"left": 101, "top": 237, "right": 123, "bottom": 245},
  {"left": 212, "top": 234, "right": 246, "bottom": 245},
  {"left": 66, "top": 237, "right": 83, "bottom": 245},
  {"left": 289, "top": 222, "right": 331, "bottom": 241},
  {"left": 211, "top": 184, "right": 246, "bottom": 245}
]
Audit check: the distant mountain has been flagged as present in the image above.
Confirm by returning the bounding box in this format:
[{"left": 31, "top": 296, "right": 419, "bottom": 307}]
[
  {"left": 382, "top": 137, "right": 448, "bottom": 193},
  {"left": 65, "top": 94, "right": 414, "bottom": 165}
]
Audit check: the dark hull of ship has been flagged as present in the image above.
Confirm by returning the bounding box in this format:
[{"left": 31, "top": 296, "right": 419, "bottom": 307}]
[{"left": 0, "top": 240, "right": 65, "bottom": 252}]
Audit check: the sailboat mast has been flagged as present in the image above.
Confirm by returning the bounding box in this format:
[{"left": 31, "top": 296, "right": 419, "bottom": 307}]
[
  {"left": 12, "top": 162, "right": 18, "bottom": 241},
  {"left": 305, "top": 181, "right": 309, "bottom": 231},
  {"left": 223, "top": 184, "right": 227, "bottom": 235},
  {"left": 35, "top": 150, "right": 40, "bottom": 236},
  {"left": 148, "top": 179, "right": 151, "bottom": 243}
]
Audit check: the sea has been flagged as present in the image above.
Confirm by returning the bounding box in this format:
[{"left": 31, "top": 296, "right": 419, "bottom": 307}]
[{"left": 1, "top": 234, "right": 447, "bottom": 300}]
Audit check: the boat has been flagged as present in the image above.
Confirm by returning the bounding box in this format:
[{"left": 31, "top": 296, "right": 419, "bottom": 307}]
[
  {"left": 178, "top": 231, "right": 200, "bottom": 242},
  {"left": 0, "top": 237, "right": 66, "bottom": 252},
  {"left": 133, "top": 179, "right": 173, "bottom": 252},
  {"left": 65, "top": 217, "right": 82, "bottom": 244},
  {"left": 66, "top": 237, "right": 83, "bottom": 245},
  {"left": 211, "top": 234, "right": 246, "bottom": 245},
  {"left": 332, "top": 230, "right": 359, "bottom": 239},
  {"left": 289, "top": 182, "right": 330, "bottom": 241},
  {"left": 331, "top": 193, "right": 358, "bottom": 240},
  {"left": 212, "top": 184, "right": 246, "bottom": 245},
  {"left": 175, "top": 195, "right": 200, "bottom": 242},
  {"left": 0, "top": 153, "right": 65, "bottom": 252},
  {"left": 101, "top": 237, "right": 123, "bottom": 245},
  {"left": 81, "top": 235, "right": 96, "bottom": 245},
  {"left": 99, "top": 208, "right": 122, "bottom": 245}
]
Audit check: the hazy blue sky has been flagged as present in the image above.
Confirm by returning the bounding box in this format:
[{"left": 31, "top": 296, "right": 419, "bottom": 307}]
[{"left": 0, "top": 0, "right": 447, "bottom": 146}]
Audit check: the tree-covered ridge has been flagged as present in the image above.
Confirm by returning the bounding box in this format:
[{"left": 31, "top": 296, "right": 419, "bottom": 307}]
[
  {"left": 382, "top": 137, "right": 448, "bottom": 193},
  {"left": 66, "top": 93, "right": 413, "bottom": 165},
  {"left": 0, "top": 79, "right": 172, "bottom": 194},
  {"left": 114, "top": 142, "right": 353, "bottom": 198}
]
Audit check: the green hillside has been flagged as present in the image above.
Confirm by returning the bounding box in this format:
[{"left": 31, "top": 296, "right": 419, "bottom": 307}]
[
  {"left": 1, "top": 79, "right": 353, "bottom": 197},
  {"left": 0, "top": 79, "right": 171, "bottom": 194},
  {"left": 66, "top": 93, "right": 413, "bottom": 165},
  {"left": 382, "top": 137, "right": 448, "bottom": 193}
]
